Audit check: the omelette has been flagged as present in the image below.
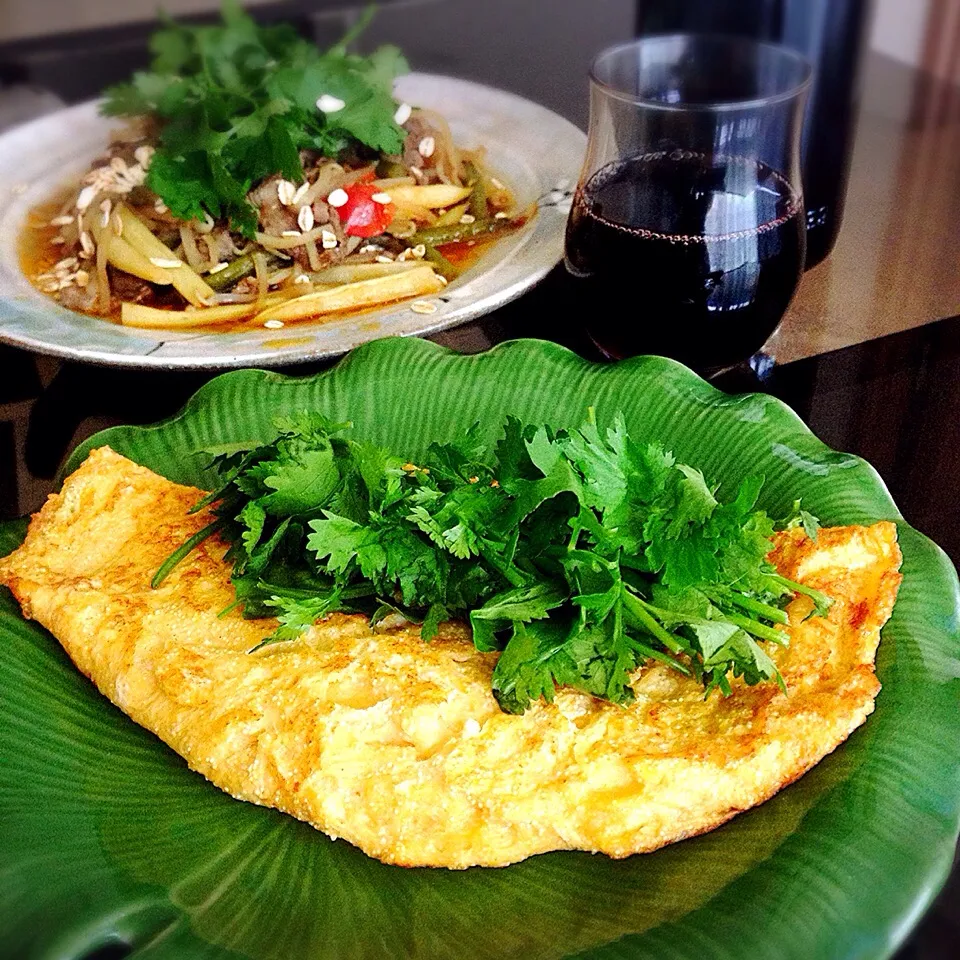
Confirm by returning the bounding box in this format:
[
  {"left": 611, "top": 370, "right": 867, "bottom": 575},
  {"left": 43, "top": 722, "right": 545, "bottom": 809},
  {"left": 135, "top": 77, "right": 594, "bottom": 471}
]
[{"left": 0, "top": 447, "right": 902, "bottom": 869}]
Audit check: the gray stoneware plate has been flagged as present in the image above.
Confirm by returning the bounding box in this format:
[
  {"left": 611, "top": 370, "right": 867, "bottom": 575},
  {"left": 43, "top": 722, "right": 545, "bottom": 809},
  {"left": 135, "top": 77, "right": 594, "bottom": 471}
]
[{"left": 0, "top": 74, "right": 584, "bottom": 369}]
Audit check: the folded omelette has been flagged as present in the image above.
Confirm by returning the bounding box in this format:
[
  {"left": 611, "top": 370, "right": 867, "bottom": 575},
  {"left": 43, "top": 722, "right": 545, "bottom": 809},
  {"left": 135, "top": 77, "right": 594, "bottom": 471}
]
[{"left": 0, "top": 447, "right": 903, "bottom": 868}]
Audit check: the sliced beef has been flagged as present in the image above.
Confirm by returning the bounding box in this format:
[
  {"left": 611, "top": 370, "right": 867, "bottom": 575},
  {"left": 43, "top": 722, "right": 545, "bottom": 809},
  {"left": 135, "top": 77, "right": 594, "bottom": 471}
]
[
  {"left": 400, "top": 115, "right": 443, "bottom": 184},
  {"left": 58, "top": 281, "right": 100, "bottom": 314},
  {"left": 250, "top": 175, "right": 308, "bottom": 268}
]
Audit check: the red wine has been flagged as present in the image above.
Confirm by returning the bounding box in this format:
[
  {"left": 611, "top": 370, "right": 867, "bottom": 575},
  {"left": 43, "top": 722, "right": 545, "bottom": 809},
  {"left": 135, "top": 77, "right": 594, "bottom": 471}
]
[{"left": 564, "top": 152, "right": 804, "bottom": 370}]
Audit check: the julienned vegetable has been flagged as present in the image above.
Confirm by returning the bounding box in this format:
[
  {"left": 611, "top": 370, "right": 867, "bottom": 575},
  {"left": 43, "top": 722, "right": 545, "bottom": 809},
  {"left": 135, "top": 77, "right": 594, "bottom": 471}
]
[
  {"left": 155, "top": 412, "right": 832, "bottom": 715},
  {"left": 29, "top": 2, "right": 525, "bottom": 330}
]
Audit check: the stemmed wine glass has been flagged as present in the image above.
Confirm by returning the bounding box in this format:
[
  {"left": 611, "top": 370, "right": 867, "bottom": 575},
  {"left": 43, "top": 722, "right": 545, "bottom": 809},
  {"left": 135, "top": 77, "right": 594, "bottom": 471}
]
[{"left": 564, "top": 35, "right": 812, "bottom": 373}]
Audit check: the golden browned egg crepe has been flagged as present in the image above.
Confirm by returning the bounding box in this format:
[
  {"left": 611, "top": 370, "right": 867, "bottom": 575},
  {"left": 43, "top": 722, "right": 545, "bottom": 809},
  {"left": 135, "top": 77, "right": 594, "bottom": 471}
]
[{"left": 0, "top": 447, "right": 903, "bottom": 868}]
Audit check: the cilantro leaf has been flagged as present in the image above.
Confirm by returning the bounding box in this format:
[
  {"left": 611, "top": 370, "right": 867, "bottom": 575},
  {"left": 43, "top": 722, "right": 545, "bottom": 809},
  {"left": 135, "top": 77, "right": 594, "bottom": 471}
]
[
  {"left": 159, "top": 407, "right": 832, "bottom": 715},
  {"left": 101, "top": 3, "right": 408, "bottom": 234}
]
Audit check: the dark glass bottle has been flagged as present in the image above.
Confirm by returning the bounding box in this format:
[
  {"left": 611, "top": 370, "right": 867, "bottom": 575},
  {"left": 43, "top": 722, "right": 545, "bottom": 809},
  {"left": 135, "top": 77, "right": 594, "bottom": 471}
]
[{"left": 635, "top": 0, "right": 875, "bottom": 269}]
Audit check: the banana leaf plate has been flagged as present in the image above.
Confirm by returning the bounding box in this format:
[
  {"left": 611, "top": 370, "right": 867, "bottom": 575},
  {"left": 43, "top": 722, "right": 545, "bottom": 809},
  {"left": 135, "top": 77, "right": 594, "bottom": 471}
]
[{"left": 2, "top": 337, "right": 959, "bottom": 960}]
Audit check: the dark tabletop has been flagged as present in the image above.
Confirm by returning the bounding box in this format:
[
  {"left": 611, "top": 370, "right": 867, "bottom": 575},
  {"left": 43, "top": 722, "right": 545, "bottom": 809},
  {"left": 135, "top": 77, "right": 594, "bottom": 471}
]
[{"left": 1, "top": 1, "right": 959, "bottom": 956}]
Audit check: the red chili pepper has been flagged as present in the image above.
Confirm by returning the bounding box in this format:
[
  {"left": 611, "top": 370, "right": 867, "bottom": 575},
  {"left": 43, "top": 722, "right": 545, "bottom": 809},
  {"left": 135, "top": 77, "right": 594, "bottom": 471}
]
[{"left": 339, "top": 182, "right": 394, "bottom": 238}]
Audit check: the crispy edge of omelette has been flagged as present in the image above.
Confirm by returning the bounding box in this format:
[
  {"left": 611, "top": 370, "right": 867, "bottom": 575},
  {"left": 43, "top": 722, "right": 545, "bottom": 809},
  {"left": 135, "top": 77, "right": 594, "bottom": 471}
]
[{"left": 0, "top": 447, "right": 904, "bottom": 868}]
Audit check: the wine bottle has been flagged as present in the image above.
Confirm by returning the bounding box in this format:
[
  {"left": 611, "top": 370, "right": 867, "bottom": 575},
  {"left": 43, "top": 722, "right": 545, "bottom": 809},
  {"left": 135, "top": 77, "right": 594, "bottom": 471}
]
[{"left": 635, "top": 0, "right": 875, "bottom": 269}]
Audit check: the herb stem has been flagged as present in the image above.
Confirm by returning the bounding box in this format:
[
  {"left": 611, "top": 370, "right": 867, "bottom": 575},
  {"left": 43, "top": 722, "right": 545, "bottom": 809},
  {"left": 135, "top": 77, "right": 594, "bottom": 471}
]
[
  {"left": 722, "top": 611, "right": 790, "bottom": 645},
  {"left": 629, "top": 638, "right": 691, "bottom": 675},
  {"left": 707, "top": 588, "right": 789, "bottom": 625},
  {"left": 152, "top": 519, "right": 223, "bottom": 588},
  {"left": 621, "top": 590, "right": 685, "bottom": 654},
  {"left": 770, "top": 574, "right": 834, "bottom": 613}
]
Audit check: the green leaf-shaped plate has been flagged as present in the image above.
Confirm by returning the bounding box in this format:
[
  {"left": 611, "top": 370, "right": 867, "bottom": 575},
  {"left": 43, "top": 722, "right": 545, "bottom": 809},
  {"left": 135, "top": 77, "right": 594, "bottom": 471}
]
[{"left": 2, "top": 337, "right": 959, "bottom": 960}]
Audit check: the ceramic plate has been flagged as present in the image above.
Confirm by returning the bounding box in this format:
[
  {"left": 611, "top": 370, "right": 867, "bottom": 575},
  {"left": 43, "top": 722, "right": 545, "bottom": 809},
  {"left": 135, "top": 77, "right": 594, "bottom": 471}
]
[
  {"left": 0, "top": 77, "right": 583, "bottom": 369},
  {"left": 2, "top": 338, "right": 959, "bottom": 960}
]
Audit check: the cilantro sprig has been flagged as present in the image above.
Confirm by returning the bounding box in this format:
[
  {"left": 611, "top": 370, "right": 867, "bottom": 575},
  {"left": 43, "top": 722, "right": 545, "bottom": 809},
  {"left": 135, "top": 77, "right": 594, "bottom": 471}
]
[
  {"left": 102, "top": 3, "right": 408, "bottom": 235},
  {"left": 157, "top": 412, "right": 831, "bottom": 714}
]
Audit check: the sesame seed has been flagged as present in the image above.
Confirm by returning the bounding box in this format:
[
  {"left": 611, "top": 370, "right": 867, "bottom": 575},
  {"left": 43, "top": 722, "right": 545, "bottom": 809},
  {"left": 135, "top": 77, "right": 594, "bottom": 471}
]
[
  {"left": 394, "top": 102, "right": 412, "bottom": 125},
  {"left": 99, "top": 199, "right": 112, "bottom": 228},
  {"left": 74, "top": 270, "right": 89, "bottom": 287},
  {"left": 438, "top": 275, "right": 448, "bottom": 286},
  {"left": 375, "top": 255, "right": 394, "bottom": 264},
  {"left": 490, "top": 177, "right": 505, "bottom": 189},
  {"left": 494, "top": 211, "right": 508, "bottom": 219},
  {"left": 321, "top": 228, "right": 338, "bottom": 250},
  {"left": 134, "top": 146, "right": 155, "bottom": 168},
  {"left": 360, "top": 244, "right": 381, "bottom": 253},
  {"left": 459, "top": 213, "right": 476, "bottom": 224},
  {"left": 277, "top": 180, "right": 296, "bottom": 206},
  {"left": 149, "top": 257, "right": 183, "bottom": 269},
  {"left": 112, "top": 212, "right": 123, "bottom": 235},
  {"left": 371, "top": 192, "right": 392, "bottom": 205},
  {"left": 316, "top": 94, "right": 346, "bottom": 113},
  {"left": 409, "top": 165, "right": 424, "bottom": 180},
  {"left": 50, "top": 236, "right": 66, "bottom": 245},
  {"left": 292, "top": 182, "right": 310, "bottom": 205},
  {"left": 154, "top": 199, "right": 168, "bottom": 214},
  {"left": 327, "top": 188, "right": 348, "bottom": 208},
  {"left": 263, "top": 319, "right": 285, "bottom": 329},
  {"left": 410, "top": 300, "right": 437, "bottom": 315},
  {"left": 412, "top": 244, "right": 426, "bottom": 258},
  {"left": 281, "top": 230, "right": 301, "bottom": 238},
  {"left": 54, "top": 257, "right": 78, "bottom": 270},
  {"left": 126, "top": 164, "right": 146, "bottom": 186},
  {"left": 110, "top": 157, "right": 128, "bottom": 174},
  {"left": 79, "top": 232, "right": 94, "bottom": 256},
  {"left": 294, "top": 274, "right": 311, "bottom": 284},
  {"left": 298, "top": 205, "right": 314, "bottom": 232},
  {"left": 418, "top": 136, "right": 435, "bottom": 158},
  {"left": 50, "top": 214, "right": 74, "bottom": 227},
  {"left": 208, "top": 261, "right": 229, "bottom": 274},
  {"left": 76, "top": 186, "right": 97, "bottom": 211},
  {"left": 463, "top": 718, "right": 481, "bottom": 736}
]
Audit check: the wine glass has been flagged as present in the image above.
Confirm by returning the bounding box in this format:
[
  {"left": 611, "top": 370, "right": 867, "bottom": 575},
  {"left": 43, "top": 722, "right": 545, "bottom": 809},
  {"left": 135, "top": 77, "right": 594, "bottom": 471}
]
[{"left": 564, "top": 35, "right": 812, "bottom": 373}]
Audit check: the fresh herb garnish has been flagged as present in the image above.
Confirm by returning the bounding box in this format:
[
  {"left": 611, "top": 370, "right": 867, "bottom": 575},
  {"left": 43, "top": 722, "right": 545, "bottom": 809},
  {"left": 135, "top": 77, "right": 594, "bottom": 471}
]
[
  {"left": 102, "top": 2, "right": 408, "bottom": 236},
  {"left": 156, "top": 411, "right": 831, "bottom": 714}
]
